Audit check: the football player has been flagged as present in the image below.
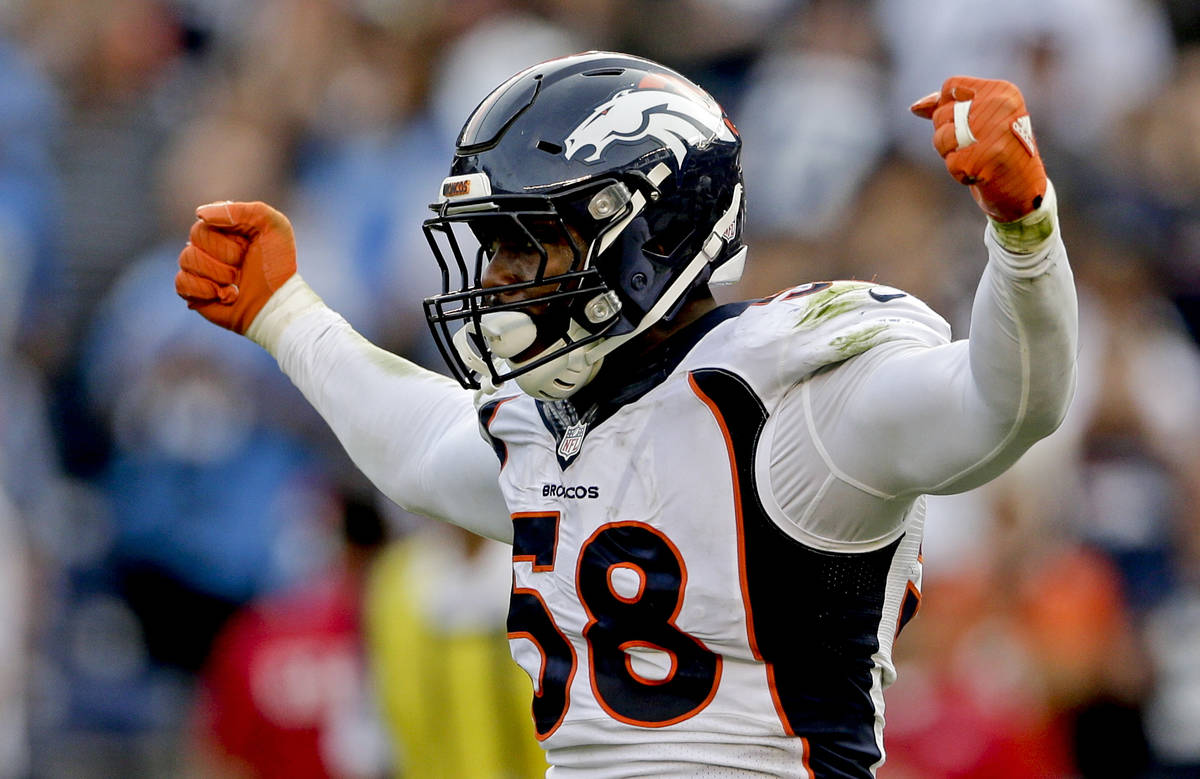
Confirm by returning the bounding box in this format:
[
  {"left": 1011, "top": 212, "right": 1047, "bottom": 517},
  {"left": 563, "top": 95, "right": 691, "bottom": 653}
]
[{"left": 176, "top": 52, "right": 1077, "bottom": 777}]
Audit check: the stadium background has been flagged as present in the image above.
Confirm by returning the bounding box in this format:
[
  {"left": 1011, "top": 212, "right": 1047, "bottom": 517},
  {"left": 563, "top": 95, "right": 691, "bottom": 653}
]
[{"left": 1, "top": 0, "right": 1198, "bottom": 776}]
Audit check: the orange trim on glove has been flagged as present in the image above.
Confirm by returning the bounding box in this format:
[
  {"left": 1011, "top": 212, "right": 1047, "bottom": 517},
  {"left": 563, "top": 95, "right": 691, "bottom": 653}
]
[
  {"left": 911, "top": 77, "right": 1047, "bottom": 223},
  {"left": 175, "top": 201, "right": 297, "bottom": 334}
]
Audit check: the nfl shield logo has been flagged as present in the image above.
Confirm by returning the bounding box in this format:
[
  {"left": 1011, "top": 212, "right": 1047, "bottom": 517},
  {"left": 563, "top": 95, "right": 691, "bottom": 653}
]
[{"left": 557, "top": 421, "right": 587, "bottom": 459}]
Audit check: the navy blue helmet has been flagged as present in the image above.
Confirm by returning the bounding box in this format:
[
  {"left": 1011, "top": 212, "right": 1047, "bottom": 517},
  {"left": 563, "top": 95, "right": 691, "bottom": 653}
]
[{"left": 423, "top": 51, "right": 746, "bottom": 400}]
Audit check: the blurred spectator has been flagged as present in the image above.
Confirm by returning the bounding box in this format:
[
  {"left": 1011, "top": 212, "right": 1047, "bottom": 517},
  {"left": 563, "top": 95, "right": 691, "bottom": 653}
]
[
  {"left": 79, "top": 272, "right": 333, "bottom": 674},
  {"left": 93, "top": 340, "right": 337, "bottom": 669},
  {"left": 0, "top": 26, "right": 68, "bottom": 522},
  {"left": 192, "top": 492, "right": 393, "bottom": 779},
  {"left": 0, "top": 29, "right": 62, "bottom": 364},
  {"left": 736, "top": 0, "right": 890, "bottom": 243},
  {"left": 0, "top": 290, "right": 64, "bottom": 530},
  {"left": 610, "top": 0, "right": 795, "bottom": 105},
  {"left": 880, "top": 566, "right": 1074, "bottom": 779},
  {"left": 366, "top": 519, "right": 547, "bottom": 778},
  {"left": 1020, "top": 548, "right": 1151, "bottom": 779},
  {"left": 1101, "top": 44, "right": 1200, "bottom": 343},
  {"left": 15, "top": 0, "right": 192, "bottom": 373},
  {"left": 1106, "top": 45, "right": 1200, "bottom": 209},
  {"left": 882, "top": 543, "right": 1147, "bottom": 779},
  {"left": 76, "top": 88, "right": 340, "bottom": 674},
  {"left": 1143, "top": 578, "right": 1200, "bottom": 772}
]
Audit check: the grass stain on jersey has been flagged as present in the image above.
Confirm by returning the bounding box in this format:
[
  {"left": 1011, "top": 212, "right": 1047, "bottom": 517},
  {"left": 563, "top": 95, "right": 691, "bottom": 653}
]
[
  {"left": 831, "top": 323, "right": 890, "bottom": 357},
  {"left": 794, "top": 283, "right": 873, "bottom": 330},
  {"left": 991, "top": 210, "right": 1054, "bottom": 252}
]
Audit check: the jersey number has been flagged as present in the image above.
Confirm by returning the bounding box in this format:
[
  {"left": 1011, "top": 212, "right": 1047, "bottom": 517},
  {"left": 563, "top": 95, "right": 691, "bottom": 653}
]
[{"left": 508, "top": 513, "right": 721, "bottom": 738}]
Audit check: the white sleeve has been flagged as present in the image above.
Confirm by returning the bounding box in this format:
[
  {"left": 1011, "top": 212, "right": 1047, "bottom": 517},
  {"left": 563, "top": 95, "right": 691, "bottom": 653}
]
[
  {"left": 246, "top": 277, "right": 513, "bottom": 543},
  {"left": 802, "top": 181, "right": 1078, "bottom": 501}
]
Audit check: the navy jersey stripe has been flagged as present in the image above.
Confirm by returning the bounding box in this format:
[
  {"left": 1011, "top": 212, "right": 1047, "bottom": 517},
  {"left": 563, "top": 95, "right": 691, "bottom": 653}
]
[
  {"left": 478, "top": 398, "right": 510, "bottom": 466},
  {"left": 895, "top": 581, "right": 921, "bottom": 640},
  {"left": 689, "top": 368, "right": 897, "bottom": 779}
]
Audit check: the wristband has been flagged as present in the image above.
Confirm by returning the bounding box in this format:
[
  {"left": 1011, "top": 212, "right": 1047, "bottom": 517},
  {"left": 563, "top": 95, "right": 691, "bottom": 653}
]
[{"left": 245, "top": 274, "right": 325, "bottom": 354}]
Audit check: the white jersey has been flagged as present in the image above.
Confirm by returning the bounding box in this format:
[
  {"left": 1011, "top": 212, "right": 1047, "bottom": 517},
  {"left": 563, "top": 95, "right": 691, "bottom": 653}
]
[
  {"left": 255, "top": 192, "right": 1077, "bottom": 778},
  {"left": 479, "top": 282, "right": 947, "bottom": 777}
]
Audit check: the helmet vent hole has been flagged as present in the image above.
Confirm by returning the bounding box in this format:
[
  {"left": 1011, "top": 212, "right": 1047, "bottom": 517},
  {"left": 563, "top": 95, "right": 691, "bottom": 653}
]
[
  {"left": 582, "top": 68, "right": 625, "bottom": 77},
  {"left": 536, "top": 140, "right": 563, "bottom": 155}
]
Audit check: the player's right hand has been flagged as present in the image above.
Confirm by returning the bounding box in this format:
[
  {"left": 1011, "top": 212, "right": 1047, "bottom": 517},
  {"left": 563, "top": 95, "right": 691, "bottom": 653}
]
[{"left": 175, "top": 201, "right": 297, "bottom": 334}]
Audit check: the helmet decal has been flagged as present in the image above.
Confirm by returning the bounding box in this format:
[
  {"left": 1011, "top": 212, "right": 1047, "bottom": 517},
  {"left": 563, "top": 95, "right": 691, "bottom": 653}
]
[{"left": 563, "top": 87, "right": 736, "bottom": 167}]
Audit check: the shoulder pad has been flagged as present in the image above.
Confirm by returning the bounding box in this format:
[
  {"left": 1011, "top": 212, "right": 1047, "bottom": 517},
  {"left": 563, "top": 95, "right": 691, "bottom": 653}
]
[{"left": 728, "top": 280, "right": 952, "bottom": 386}]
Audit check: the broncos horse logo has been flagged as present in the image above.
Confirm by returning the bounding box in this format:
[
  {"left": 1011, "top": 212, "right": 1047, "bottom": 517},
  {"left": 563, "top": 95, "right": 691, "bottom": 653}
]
[{"left": 563, "top": 85, "right": 736, "bottom": 167}]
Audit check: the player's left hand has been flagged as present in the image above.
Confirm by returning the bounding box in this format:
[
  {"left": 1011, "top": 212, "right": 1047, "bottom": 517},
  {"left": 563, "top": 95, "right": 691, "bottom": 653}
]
[{"left": 910, "top": 76, "right": 1047, "bottom": 223}]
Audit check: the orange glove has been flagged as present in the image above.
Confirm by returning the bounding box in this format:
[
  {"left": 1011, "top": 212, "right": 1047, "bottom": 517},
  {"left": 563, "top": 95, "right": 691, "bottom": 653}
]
[
  {"left": 910, "top": 76, "right": 1047, "bottom": 223},
  {"left": 175, "top": 201, "right": 297, "bottom": 334}
]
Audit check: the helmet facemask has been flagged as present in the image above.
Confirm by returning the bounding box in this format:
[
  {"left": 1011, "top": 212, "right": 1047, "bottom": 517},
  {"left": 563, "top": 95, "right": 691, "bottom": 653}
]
[{"left": 423, "top": 178, "right": 639, "bottom": 400}]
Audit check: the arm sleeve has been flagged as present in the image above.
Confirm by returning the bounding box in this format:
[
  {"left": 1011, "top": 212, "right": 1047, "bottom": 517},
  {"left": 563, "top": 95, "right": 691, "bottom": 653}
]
[
  {"left": 245, "top": 277, "right": 513, "bottom": 543},
  {"left": 804, "top": 181, "right": 1078, "bottom": 499}
]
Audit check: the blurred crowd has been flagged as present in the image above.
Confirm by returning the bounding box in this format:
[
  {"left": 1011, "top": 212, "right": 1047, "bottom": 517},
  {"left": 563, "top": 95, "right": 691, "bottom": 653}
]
[{"left": 1, "top": 0, "right": 1198, "bottom": 776}]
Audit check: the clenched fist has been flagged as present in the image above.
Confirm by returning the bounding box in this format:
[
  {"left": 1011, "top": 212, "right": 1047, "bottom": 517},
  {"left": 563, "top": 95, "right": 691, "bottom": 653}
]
[
  {"left": 910, "top": 77, "right": 1047, "bottom": 224},
  {"left": 175, "top": 201, "right": 297, "bottom": 333}
]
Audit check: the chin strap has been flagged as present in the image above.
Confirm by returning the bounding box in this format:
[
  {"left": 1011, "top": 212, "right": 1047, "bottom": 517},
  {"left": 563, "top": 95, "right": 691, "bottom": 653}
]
[
  {"left": 454, "top": 315, "right": 606, "bottom": 401},
  {"left": 451, "top": 324, "right": 500, "bottom": 395},
  {"left": 513, "top": 337, "right": 603, "bottom": 400}
]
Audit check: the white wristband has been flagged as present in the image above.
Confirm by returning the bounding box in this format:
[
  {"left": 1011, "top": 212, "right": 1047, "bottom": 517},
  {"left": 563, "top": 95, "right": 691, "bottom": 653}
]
[{"left": 245, "top": 274, "right": 325, "bottom": 355}]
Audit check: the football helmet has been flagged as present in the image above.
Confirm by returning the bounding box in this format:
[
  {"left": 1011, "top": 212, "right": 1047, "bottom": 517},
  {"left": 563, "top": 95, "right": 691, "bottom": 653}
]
[{"left": 422, "top": 51, "right": 746, "bottom": 400}]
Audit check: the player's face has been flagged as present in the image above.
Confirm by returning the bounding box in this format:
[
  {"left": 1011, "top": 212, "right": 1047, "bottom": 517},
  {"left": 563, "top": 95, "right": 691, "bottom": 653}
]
[
  {"left": 479, "top": 219, "right": 582, "bottom": 361},
  {"left": 480, "top": 220, "right": 577, "bottom": 307}
]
